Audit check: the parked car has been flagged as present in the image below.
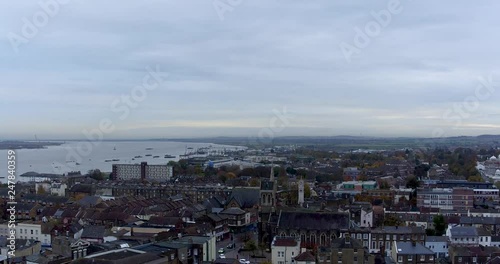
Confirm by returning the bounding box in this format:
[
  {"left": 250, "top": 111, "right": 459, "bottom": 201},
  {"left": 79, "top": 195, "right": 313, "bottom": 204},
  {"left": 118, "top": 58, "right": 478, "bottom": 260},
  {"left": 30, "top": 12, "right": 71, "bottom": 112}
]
[
  {"left": 239, "top": 259, "right": 250, "bottom": 264},
  {"left": 219, "top": 254, "right": 226, "bottom": 259},
  {"left": 227, "top": 243, "right": 235, "bottom": 249},
  {"left": 218, "top": 248, "right": 225, "bottom": 254}
]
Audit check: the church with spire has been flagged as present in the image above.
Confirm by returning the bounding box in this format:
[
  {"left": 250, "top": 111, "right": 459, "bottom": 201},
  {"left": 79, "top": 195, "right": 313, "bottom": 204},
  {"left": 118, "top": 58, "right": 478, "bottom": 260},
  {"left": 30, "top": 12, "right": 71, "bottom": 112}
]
[
  {"left": 257, "top": 165, "right": 352, "bottom": 250},
  {"left": 258, "top": 165, "right": 278, "bottom": 247}
]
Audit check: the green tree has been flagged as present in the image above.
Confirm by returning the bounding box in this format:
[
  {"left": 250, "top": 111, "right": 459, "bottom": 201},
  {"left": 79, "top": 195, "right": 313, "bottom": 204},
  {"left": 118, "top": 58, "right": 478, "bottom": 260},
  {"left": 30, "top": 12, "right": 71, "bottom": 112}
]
[
  {"left": 88, "top": 169, "right": 104, "bottom": 181},
  {"left": 245, "top": 240, "right": 257, "bottom": 256},
  {"left": 384, "top": 215, "right": 404, "bottom": 226},
  {"left": 258, "top": 242, "right": 267, "bottom": 256},
  {"left": 406, "top": 176, "right": 420, "bottom": 189},
  {"left": 249, "top": 177, "right": 260, "bottom": 187},
  {"left": 218, "top": 174, "right": 227, "bottom": 183},
  {"left": 37, "top": 185, "right": 46, "bottom": 194},
  {"left": 379, "top": 180, "right": 390, "bottom": 189},
  {"left": 433, "top": 214, "right": 447, "bottom": 236},
  {"left": 426, "top": 229, "right": 436, "bottom": 236}
]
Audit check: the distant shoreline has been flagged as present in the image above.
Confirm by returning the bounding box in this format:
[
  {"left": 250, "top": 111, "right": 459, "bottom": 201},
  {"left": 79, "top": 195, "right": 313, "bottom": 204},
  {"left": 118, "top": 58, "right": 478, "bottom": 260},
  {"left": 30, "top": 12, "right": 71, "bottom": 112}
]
[{"left": 0, "top": 141, "right": 63, "bottom": 150}]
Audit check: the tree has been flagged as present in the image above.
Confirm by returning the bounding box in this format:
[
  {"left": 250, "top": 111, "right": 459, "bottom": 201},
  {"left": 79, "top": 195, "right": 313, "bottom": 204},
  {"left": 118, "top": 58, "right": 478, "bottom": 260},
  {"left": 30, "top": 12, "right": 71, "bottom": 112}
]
[
  {"left": 278, "top": 173, "right": 289, "bottom": 187},
  {"left": 304, "top": 183, "right": 312, "bottom": 198},
  {"left": 37, "top": 185, "right": 46, "bottom": 194},
  {"left": 378, "top": 180, "right": 390, "bottom": 189},
  {"left": 433, "top": 214, "right": 447, "bottom": 236},
  {"left": 245, "top": 240, "right": 257, "bottom": 256},
  {"left": 226, "top": 172, "right": 236, "bottom": 180},
  {"left": 406, "top": 176, "right": 420, "bottom": 189},
  {"left": 249, "top": 177, "right": 260, "bottom": 187},
  {"left": 384, "top": 215, "right": 404, "bottom": 226},
  {"left": 218, "top": 174, "right": 227, "bottom": 183},
  {"left": 258, "top": 242, "right": 267, "bottom": 256},
  {"left": 88, "top": 169, "right": 104, "bottom": 181}
]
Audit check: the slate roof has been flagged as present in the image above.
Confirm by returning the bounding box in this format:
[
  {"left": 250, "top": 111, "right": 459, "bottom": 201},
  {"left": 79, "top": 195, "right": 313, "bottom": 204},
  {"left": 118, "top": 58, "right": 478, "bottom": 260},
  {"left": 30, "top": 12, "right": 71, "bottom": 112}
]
[
  {"left": 148, "top": 216, "right": 182, "bottom": 227},
  {"left": 206, "top": 213, "right": 228, "bottom": 222},
  {"left": 221, "top": 207, "right": 246, "bottom": 215},
  {"left": 372, "top": 226, "right": 425, "bottom": 234},
  {"left": 461, "top": 216, "right": 500, "bottom": 225},
  {"left": 82, "top": 225, "right": 106, "bottom": 239},
  {"left": 278, "top": 211, "right": 349, "bottom": 231},
  {"left": 487, "top": 256, "right": 500, "bottom": 264},
  {"left": 425, "top": 236, "right": 449, "bottom": 243},
  {"left": 70, "top": 184, "right": 94, "bottom": 193},
  {"left": 78, "top": 196, "right": 102, "bottom": 207},
  {"left": 227, "top": 187, "right": 259, "bottom": 209},
  {"left": 69, "top": 222, "right": 84, "bottom": 233},
  {"left": 450, "top": 226, "right": 478, "bottom": 237},
  {"left": 330, "top": 237, "right": 364, "bottom": 249},
  {"left": 450, "top": 245, "right": 500, "bottom": 257},
  {"left": 203, "top": 196, "right": 224, "bottom": 211},
  {"left": 395, "top": 242, "right": 434, "bottom": 255}
]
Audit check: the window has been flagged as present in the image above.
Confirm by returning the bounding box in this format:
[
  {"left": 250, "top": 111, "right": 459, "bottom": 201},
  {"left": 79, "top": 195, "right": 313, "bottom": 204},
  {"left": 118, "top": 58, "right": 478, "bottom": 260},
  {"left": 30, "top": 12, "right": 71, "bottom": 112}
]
[
  {"left": 473, "top": 257, "right": 477, "bottom": 263},
  {"left": 420, "top": 255, "right": 425, "bottom": 261},
  {"left": 408, "top": 255, "right": 412, "bottom": 261},
  {"left": 278, "top": 251, "right": 285, "bottom": 258},
  {"left": 458, "top": 257, "right": 462, "bottom": 262},
  {"left": 20, "top": 229, "right": 22, "bottom": 234},
  {"left": 363, "top": 234, "right": 368, "bottom": 239},
  {"left": 397, "top": 256, "right": 403, "bottom": 263},
  {"left": 31, "top": 230, "right": 33, "bottom": 234}
]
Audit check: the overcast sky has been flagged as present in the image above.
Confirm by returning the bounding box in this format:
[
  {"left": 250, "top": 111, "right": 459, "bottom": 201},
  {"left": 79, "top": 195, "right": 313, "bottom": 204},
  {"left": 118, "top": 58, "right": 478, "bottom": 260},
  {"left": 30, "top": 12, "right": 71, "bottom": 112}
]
[{"left": 1, "top": 1, "right": 500, "bottom": 140}]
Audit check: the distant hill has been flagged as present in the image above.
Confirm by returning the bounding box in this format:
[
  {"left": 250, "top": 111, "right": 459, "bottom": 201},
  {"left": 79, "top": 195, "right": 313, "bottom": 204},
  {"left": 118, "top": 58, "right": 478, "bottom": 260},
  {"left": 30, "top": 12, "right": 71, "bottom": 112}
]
[{"left": 154, "top": 134, "right": 500, "bottom": 151}]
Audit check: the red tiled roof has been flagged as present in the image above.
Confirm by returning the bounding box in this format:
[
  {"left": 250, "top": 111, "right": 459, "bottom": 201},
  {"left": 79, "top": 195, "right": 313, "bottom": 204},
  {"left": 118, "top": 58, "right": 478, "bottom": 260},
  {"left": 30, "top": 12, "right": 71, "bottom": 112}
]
[
  {"left": 274, "top": 238, "right": 297, "bottom": 247},
  {"left": 294, "top": 251, "right": 315, "bottom": 261}
]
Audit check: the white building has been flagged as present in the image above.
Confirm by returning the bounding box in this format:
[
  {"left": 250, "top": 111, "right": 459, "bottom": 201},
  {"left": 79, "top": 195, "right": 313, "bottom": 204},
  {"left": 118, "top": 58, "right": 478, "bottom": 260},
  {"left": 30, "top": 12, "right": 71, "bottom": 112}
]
[
  {"left": 50, "top": 182, "right": 68, "bottom": 196},
  {"left": 271, "top": 237, "right": 301, "bottom": 264},
  {"left": 447, "top": 226, "right": 478, "bottom": 246},
  {"left": 16, "top": 221, "right": 52, "bottom": 246},
  {"left": 478, "top": 228, "right": 492, "bottom": 247},
  {"left": 425, "top": 236, "right": 449, "bottom": 258},
  {"left": 35, "top": 182, "right": 68, "bottom": 196}
]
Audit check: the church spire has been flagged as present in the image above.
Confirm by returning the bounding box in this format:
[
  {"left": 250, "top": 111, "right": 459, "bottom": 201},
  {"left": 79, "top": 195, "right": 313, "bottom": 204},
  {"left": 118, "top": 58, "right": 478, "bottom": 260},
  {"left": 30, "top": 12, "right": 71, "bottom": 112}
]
[{"left": 270, "top": 163, "right": 275, "bottom": 181}]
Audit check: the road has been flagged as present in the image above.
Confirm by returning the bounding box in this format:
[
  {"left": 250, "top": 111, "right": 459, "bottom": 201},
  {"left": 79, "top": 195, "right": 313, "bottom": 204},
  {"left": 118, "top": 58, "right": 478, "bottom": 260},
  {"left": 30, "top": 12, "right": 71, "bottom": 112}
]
[{"left": 215, "top": 232, "right": 271, "bottom": 263}]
